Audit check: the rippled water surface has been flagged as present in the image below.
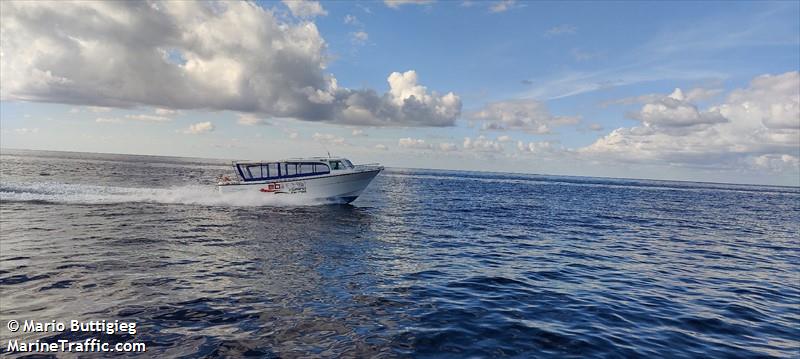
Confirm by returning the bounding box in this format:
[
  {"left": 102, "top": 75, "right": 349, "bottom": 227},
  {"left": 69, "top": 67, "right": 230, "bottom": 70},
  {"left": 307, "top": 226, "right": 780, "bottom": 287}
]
[{"left": 1, "top": 149, "right": 799, "bottom": 358}]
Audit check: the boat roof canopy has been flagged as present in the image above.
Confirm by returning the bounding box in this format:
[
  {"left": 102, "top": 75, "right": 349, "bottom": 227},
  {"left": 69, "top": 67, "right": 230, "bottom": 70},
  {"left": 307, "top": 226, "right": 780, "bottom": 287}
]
[{"left": 233, "top": 157, "right": 349, "bottom": 165}]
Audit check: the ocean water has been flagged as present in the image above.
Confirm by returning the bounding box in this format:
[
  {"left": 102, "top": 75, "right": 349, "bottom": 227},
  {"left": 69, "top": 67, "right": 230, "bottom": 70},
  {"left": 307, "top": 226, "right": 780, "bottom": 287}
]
[{"left": 1, "top": 148, "right": 798, "bottom": 358}]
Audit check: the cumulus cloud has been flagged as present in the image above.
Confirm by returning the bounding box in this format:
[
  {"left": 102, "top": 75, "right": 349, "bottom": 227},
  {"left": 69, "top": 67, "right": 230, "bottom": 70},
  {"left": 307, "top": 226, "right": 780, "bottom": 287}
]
[
  {"left": 398, "top": 137, "right": 461, "bottom": 152},
  {"left": 439, "top": 142, "right": 458, "bottom": 152},
  {"left": 496, "top": 135, "right": 513, "bottom": 142},
  {"left": 0, "top": 1, "right": 460, "bottom": 127},
  {"left": 470, "top": 99, "right": 580, "bottom": 134},
  {"left": 463, "top": 136, "right": 503, "bottom": 152},
  {"left": 631, "top": 88, "right": 728, "bottom": 129},
  {"left": 581, "top": 71, "right": 800, "bottom": 170},
  {"left": 517, "top": 140, "right": 554, "bottom": 153},
  {"left": 603, "top": 86, "right": 724, "bottom": 107},
  {"left": 398, "top": 137, "right": 433, "bottom": 150},
  {"left": 384, "top": 0, "right": 434, "bottom": 9},
  {"left": 237, "top": 114, "right": 271, "bottom": 126},
  {"left": 184, "top": 121, "right": 214, "bottom": 134},
  {"left": 750, "top": 154, "right": 799, "bottom": 172},
  {"left": 282, "top": 0, "right": 327, "bottom": 18},
  {"left": 490, "top": 0, "right": 519, "bottom": 13},
  {"left": 374, "top": 144, "right": 389, "bottom": 150},
  {"left": 720, "top": 72, "right": 799, "bottom": 130},
  {"left": 684, "top": 87, "right": 724, "bottom": 102},
  {"left": 351, "top": 129, "right": 366, "bottom": 136}
]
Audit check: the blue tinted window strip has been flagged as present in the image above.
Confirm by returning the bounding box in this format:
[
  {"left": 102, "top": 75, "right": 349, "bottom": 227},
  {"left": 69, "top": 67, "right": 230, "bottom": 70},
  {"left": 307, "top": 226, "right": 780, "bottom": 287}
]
[{"left": 237, "top": 162, "right": 333, "bottom": 182}]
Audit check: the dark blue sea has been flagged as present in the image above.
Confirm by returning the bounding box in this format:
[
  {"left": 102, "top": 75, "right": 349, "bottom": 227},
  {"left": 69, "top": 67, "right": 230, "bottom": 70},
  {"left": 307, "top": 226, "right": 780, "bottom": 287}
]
[{"left": 1, "top": 149, "right": 798, "bottom": 358}]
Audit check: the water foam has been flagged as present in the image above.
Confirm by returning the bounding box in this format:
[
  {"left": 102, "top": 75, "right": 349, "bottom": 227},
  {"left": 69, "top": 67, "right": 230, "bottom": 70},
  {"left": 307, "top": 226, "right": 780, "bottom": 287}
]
[{"left": 0, "top": 181, "right": 330, "bottom": 207}]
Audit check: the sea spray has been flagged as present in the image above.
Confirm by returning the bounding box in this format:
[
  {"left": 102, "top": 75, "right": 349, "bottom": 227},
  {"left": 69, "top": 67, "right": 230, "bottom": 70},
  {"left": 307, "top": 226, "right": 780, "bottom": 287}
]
[{"left": 0, "top": 181, "right": 331, "bottom": 207}]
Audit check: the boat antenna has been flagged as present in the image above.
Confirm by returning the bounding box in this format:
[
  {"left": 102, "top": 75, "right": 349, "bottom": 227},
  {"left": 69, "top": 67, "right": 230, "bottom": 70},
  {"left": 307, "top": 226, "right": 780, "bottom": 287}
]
[{"left": 318, "top": 142, "right": 331, "bottom": 159}]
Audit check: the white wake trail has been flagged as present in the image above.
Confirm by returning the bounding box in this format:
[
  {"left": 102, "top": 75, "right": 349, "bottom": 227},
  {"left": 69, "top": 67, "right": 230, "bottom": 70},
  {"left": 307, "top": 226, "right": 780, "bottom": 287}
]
[{"left": 0, "top": 181, "right": 328, "bottom": 207}]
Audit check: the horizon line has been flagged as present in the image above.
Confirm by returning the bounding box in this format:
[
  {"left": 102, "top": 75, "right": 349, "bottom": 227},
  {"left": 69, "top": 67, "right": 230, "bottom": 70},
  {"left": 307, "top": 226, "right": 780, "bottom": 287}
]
[{"left": 2, "top": 147, "right": 797, "bottom": 189}]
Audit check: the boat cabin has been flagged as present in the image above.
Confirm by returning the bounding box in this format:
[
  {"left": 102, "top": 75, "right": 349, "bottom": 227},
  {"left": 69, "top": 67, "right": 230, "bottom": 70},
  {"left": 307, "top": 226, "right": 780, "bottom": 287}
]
[{"left": 233, "top": 158, "right": 354, "bottom": 182}]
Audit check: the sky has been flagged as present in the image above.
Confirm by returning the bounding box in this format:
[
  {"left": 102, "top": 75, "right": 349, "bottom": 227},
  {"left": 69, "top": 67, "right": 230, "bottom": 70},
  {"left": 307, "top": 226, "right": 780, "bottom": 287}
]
[{"left": 1, "top": 0, "right": 798, "bottom": 186}]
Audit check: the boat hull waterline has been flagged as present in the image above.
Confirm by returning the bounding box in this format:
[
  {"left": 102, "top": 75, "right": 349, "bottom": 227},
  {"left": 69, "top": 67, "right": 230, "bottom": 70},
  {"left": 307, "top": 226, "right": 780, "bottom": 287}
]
[{"left": 218, "top": 168, "right": 382, "bottom": 204}]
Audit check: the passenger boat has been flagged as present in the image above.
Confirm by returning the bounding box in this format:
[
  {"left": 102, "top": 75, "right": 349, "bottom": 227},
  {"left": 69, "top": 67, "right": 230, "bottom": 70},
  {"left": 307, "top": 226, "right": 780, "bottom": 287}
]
[{"left": 217, "top": 157, "right": 383, "bottom": 204}]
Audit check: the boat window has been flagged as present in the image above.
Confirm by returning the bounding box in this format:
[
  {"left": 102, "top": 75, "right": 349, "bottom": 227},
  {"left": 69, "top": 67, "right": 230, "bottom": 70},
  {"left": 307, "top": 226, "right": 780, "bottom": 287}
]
[
  {"left": 299, "top": 163, "right": 314, "bottom": 175},
  {"left": 284, "top": 163, "right": 297, "bottom": 176},
  {"left": 330, "top": 161, "right": 343, "bottom": 170},
  {"left": 342, "top": 159, "right": 354, "bottom": 168},
  {"left": 237, "top": 164, "right": 253, "bottom": 180},
  {"left": 314, "top": 163, "right": 330, "bottom": 174},
  {"left": 248, "top": 165, "right": 262, "bottom": 179},
  {"left": 266, "top": 163, "right": 279, "bottom": 178}
]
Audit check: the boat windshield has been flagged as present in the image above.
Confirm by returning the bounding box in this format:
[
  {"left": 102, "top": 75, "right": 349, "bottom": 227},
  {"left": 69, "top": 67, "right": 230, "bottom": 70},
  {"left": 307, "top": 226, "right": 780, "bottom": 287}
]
[
  {"left": 330, "top": 160, "right": 353, "bottom": 170},
  {"left": 236, "top": 162, "right": 330, "bottom": 181}
]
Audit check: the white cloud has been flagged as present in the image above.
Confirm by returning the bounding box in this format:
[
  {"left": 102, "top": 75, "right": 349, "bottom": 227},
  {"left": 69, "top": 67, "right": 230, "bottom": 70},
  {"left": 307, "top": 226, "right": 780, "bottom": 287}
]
[
  {"left": 720, "top": 72, "right": 799, "bottom": 130},
  {"left": 334, "top": 70, "right": 461, "bottom": 126},
  {"left": 184, "top": 121, "right": 214, "bottom": 134},
  {"left": 545, "top": 24, "right": 577, "bottom": 37},
  {"left": 350, "top": 31, "right": 369, "bottom": 45},
  {"left": 343, "top": 14, "right": 361, "bottom": 26},
  {"left": 374, "top": 144, "right": 389, "bottom": 150},
  {"left": 750, "top": 154, "right": 799, "bottom": 172},
  {"left": 384, "top": 0, "right": 434, "bottom": 9},
  {"left": 603, "top": 86, "right": 724, "bottom": 107},
  {"left": 398, "top": 137, "right": 464, "bottom": 152},
  {"left": 463, "top": 136, "right": 503, "bottom": 152},
  {"left": 282, "top": 0, "right": 327, "bottom": 18},
  {"left": 398, "top": 137, "right": 433, "bottom": 150},
  {"left": 684, "top": 87, "right": 724, "bottom": 102},
  {"left": 0, "top": 2, "right": 460, "bottom": 127},
  {"left": 489, "top": 0, "right": 519, "bottom": 13},
  {"left": 351, "top": 129, "right": 366, "bottom": 136},
  {"left": 93, "top": 113, "right": 171, "bottom": 123},
  {"left": 237, "top": 114, "right": 271, "bottom": 126},
  {"left": 288, "top": 132, "right": 299, "bottom": 139},
  {"left": 516, "top": 140, "right": 554, "bottom": 153},
  {"left": 496, "top": 135, "right": 513, "bottom": 142},
  {"left": 126, "top": 114, "right": 171, "bottom": 122},
  {"left": 154, "top": 108, "right": 179, "bottom": 116},
  {"left": 87, "top": 106, "right": 113, "bottom": 113},
  {"left": 439, "top": 142, "right": 458, "bottom": 152},
  {"left": 470, "top": 99, "right": 580, "bottom": 134},
  {"left": 631, "top": 88, "right": 728, "bottom": 129},
  {"left": 581, "top": 71, "right": 800, "bottom": 171},
  {"left": 313, "top": 132, "right": 346, "bottom": 145}
]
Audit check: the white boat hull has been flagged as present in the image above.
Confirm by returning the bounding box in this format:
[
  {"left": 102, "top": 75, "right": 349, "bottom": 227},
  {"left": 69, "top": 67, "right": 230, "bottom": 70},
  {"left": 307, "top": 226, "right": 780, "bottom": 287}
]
[{"left": 217, "top": 168, "right": 381, "bottom": 204}]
